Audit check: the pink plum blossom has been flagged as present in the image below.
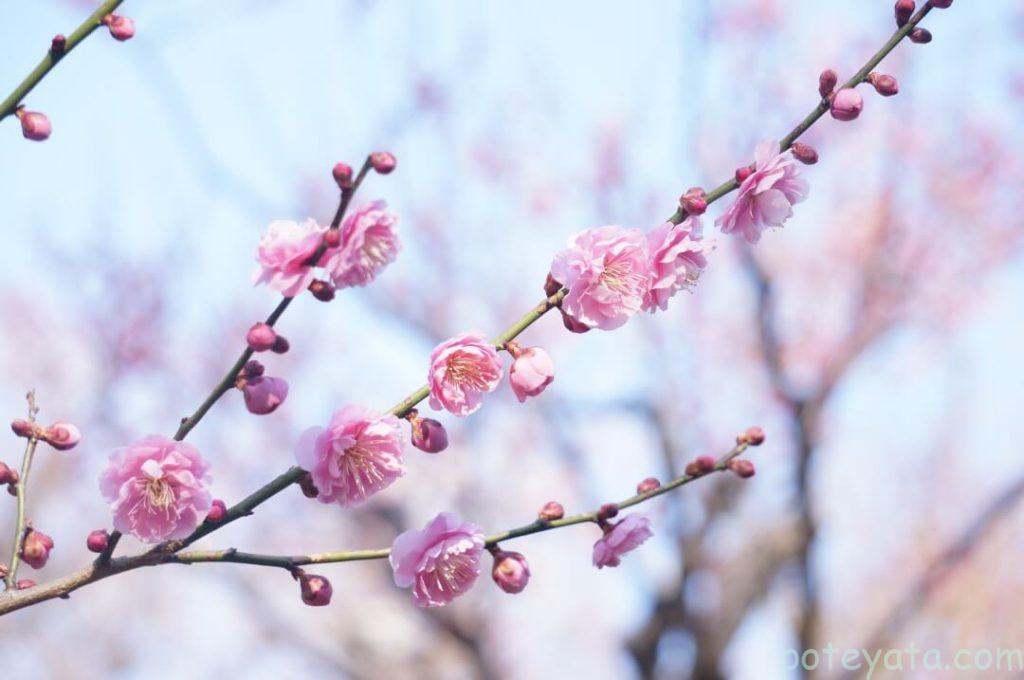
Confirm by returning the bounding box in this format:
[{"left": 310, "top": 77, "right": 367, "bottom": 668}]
[
  {"left": 592, "top": 513, "right": 654, "bottom": 569},
  {"left": 242, "top": 376, "right": 288, "bottom": 415},
  {"left": 323, "top": 201, "right": 400, "bottom": 289},
  {"left": 643, "top": 218, "right": 708, "bottom": 312},
  {"left": 428, "top": 333, "right": 504, "bottom": 416},
  {"left": 98, "top": 435, "right": 212, "bottom": 543},
  {"left": 508, "top": 345, "right": 555, "bottom": 402},
  {"left": 20, "top": 529, "right": 54, "bottom": 569},
  {"left": 294, "top": 405, "right": 405, "bottom": 507},
  {"left": 491, "top": 551, "right": 531, "bottom": 594},
  {"left": 549, "top": 225, "right": 652, "bottom": 330},
  {"left": 390, "top": 512, "right": 486, "bottom": 607},
  {"left": 253, "top": 218, "right": 326, "bottom": 297},
  {"left": 714, "top": 140, "right": 809, "bottom": 244}
]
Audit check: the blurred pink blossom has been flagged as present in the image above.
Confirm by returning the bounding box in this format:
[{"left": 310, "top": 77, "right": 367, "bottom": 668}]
[
  {"left": 253, "top": 218, "right": 325, "bottom": 296},
  {"left": 592, "top": 513, "right": 653, "bottom": 569},
  {"left": 390, "top": 512, "right": 486, "bottom": 607}
]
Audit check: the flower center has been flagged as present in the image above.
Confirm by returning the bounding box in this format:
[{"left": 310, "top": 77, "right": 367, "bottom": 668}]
[
  {"left": 600, "top": 257, "right": 644, "bottom": 295},
  {"left": 445, "top": 353, "right": 492, "bottom": 390},
  {"left": 145, "top": 477, "right": 174, "bottom": 509}
]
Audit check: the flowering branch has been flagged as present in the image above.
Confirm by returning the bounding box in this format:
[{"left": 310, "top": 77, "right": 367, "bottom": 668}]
[{"left": 3, "top": 392, "right": 40, "bottom": 589}]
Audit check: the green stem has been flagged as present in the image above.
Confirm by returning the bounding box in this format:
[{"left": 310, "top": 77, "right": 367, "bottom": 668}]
[
  {"left": 4, "top": 437, "right": 39, "bottom": 589},
  {"left": 0, "top": 0, "right": 125, "bottom": 121}
]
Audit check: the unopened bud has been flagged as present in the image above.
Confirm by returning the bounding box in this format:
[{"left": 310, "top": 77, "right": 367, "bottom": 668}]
[
  {"left": 332, "top": 163, "right": 353, "bottom": 190},
  {"left": 741, "top": 426, "right": 765, "bottom": 446},
  {"left": 685, "top": 455, "right": 717, "bottom": 476},
  {"left": 929, "top": 0, "right": 952, "bottom": 8},
  {"left": 728, "top": 459, "right": 756, "bottom": 478},
  {"left": 104, "top": 14, "right": 135, "bottom": 41},
  {"left": 909, "top": 28, "right": 932, "bottom": 43},
  {"left": 636, "top": 477, "right": 661, "bottom": 494},
  {"left": 15, "top": 579, "right": 36, "bottom": 590},
  {"left": 42, "top": 422, "right": 81, "bottom": 451},
  {"left": 818, "top": 69, "right": 839, "bottom": 98},
  {"left": 298, "top": 473, "right": 319, "bottom": 499},
  {"left": 830, "top": 88, "right": 864, "bottom": 121},
  {"left": 242, "top": 360, "right": 265, "bottom": 379},
  {"left": 206, "top": 499, "right": 227, "bottom": 523},
  {"left": 370, "top": 151, "right": 397, "bottom": 175},
  {"left": 246, "top": 322, "right": 278, "bottom": 352},
  {"left": 867, "top": 72, "right": 899, "bottom": 97},
  {"left": 50, "top": 34, "right": 67, "bottom": 55},
  {"left": 680, "top": 187, "right": 707, "bottom": 216},
  {"left": 491, "top": 551, "right": 531, "bottom": 594},
  {"left": 790, "top": 142, "right": 818, "bottom": 165},
  {"left": 270, "top": 335, "right": 290, "bottom": 354},
  {"left": 17, "top": 110, "right": 51, "bottom": 141},
  {"left": 735, "top": 165, "right": 754, "bottom": 183},
  {"left": 0, "top": 461, "right": 17, "bottom": 485},
  {"left": 11, "top": 419, "right": 35, "bottom": 439},
  {"left": 544, "top": 273, "right": 563, "bottom": 298},
  {"left": 538, "top": 501, "right": 564, "bottom": 521},
  {"left": 86, "top": 529, "right": 110, "bottom": 553},
  {"left": 410, "top": 416, "right": 448, "bottom": 454},
  {"left": 309, "top": 280, "right": 335, "bottom": 302},
  {"left": 323, "top": 228, "right": 341, "bottom": 248},
  {"left": 597, "top": 503, "right": 619, "bottom": 522},
  {"left": 299, "top": 573, "right": 333, "bottom": 606},
  {"left": 894, "top": 0, "right": 915, "bottom": 27},
  {"left": 21, "top": 529, "right": 55, "bottom": 569}
]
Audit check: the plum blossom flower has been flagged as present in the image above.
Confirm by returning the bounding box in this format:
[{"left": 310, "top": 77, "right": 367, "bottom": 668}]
[
  {"left": 508, "top": 344, "right": 555, "bottom": 402},
  {"left": 715, "top": 140, "right": 809, "bottom": 244},
  {"left": 242, "top": 376, "right": 289, "bottom": 415},
  {"left": 643, "top": 218, "right": 708, "bottom": 312},
  {"left": 253, "top": 218, "right": 326, "bottom": 297},
  {"left": 491, "top": 551, "right": 531, "bottom": 594},
  {"left": 323, "top": 201, "right": 400, "bottom": 289},
  {"left": 20, "top": 529, "right": 54, "bottom": 569},
  {"left": 98, "top": 435, "right": 212, "bottom": 543},
  {"left": 294, "top": 405, "right": 405, "bottom": 507},
  {"left": 549, "top": 225, "right": 652, "bottom": 330},
  {"left": 592, "top": 513, "right": 654, "bottom": 569},
  {"left": 428, "top": 333, "right": 504, "bottom": 416},
  {"left": 390, "top": 512, "right": 486, "bottom": 607}
]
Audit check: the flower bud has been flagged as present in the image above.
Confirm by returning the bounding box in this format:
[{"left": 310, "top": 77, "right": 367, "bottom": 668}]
[
  {"left": 15, "top": 579, "right": 36, "bottom": 590},
  {"left": 742, "top": 426, "right": 766, "bottom": 446},
  {"left": 909, "top": 28, "right": 932, "bottom": 43},
  {"left": 680, "top": 187, "right": 707, "bottom": 216},
  {"left": 560, "top": 309, "right": 591, "bottom": 334},
  {"left": 544, "top": 273, "right": 563, "bottom": 298},
  {"left": 21, "top": 529, "right": 54, "bottom": 569},
  {"left": 728, "top": 459, "right": 756, "bottom": 478},
  {"left": 867, "top": 72, "right": 899, "bottom": 97},
  {"left": 370, "top": 151, "right": 397, "bottom": 174},
  {"left": 538, "top": 501, "right": 564, "bottom": 521},
  {"left": 50, "top": 34, "right": 66, "bottom": 55},
  {"left": 242, "top": 360, "right": 265, "bottom": 379},
  {"left": 206, "top": 499, "right": 227, "bottom": 523},
  {"left": 42, "top": 422, "right": 81, "bottom": 451},
  {"left": 790, "top": 142, "right": 818, "bottom": 165},
  {"left": 0, "top": 564, "right": 7, "bottom": 579},
  {"left": 491, "top": 551, "right": 531, "bottom": 594},
  {"left": 636, "top": 477, "right": 661, "bottom": 494},
  {"left": 323, "top": 228, "right": 341, "bottom": 248},
  {"left": 830, "top": 88, "right": 864, "bottom": 121},
  {"left": 597, "top": 503, "right": 619, "bottom": 522},
  {"left": 410, "top": 416, "right": 448, "bottom": 454},
  {"left": 818, "top": 69, "right": 838, "bottom": 98},
  {"left": 298, "top": 473, "right": 319, "bottom": 499},
  {"left": 894, "top": 0, "right": 915, "bottom": 27},
  {"left": 18, "top": 110, "right": 51, "bottom": 141},
  {"left": 309, "top": 279, "right": 335, "bottom": 302},
  {"left": 86, "top": 529, "right": 110, "bottom": 553},
  {"left": 929, "top": 0, "right": 952, "bottom": 8},
  {"left": 509, "top": 345, "right": 555, "bottom": 402},
  {"left": 7, "top": 483, "right": 17, "bottom": 496},
  {"left": 246, "top": 322, "right": 277, "bottom": 352},
  {"left": 104, "top": 14, "right": 135, "bottom": 41},
  {"left": 685, "top": 455, "right": 717, "bottom": 476},
  {"left": 332, "top": 162, "right": 353, "bottom": 190},
  {"left": 271, "top": 335, "right": 290, "bottom": 354},
  {"left": 0, "top": 461, "right": 17, "bottom": 485},
  {"left": 242, "top": 376, "right": 288, "bottom": 415},
  {"left": 735, "top": 165, "right": 754, "bottom": 183},
  {"left": 299, "top": 573, "right": 333, "bottom": 606},
  {"left": 11, "top": 419, "right": 36, "bottom": 439}
]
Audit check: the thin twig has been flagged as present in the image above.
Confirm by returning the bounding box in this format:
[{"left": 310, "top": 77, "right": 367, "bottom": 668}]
[{"left": 4, "top": 391, "right": 41, "bottom": 589}]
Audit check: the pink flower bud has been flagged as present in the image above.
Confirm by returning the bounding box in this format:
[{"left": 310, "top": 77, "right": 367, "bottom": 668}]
[
  {"left": 42, "top": 422, "right": 80, "bottom": 451},
  {"left": 909, "top": 28, "right": 932, "bottom": 43},
  {"left": 104, "top": 14, "right": 135, "bottom": 41},
  {"left": 597, "top": 503, "right": 619, "bottom": 522},
  {"left": 818, "top": 69, "right": 838, "bottom": 98},
  {"left": 560, "top": 309, "right": 591, "bottom": 334},
  {"left": 790, "top": 142, "right": 818, "bottom": 165},
  {"left": 680, "top": 187, "right": 707, "bottom": 216},
  {"left": 929, "top": 0, "right": 952, "bottom": 8},
  {"left": 830, "top": 88, "right": 864, "bottom": 121},
  {"left": 728, "top": 459, "right": 756, "bottom": 478},
  {"left": 206, "top": 499, "right": 227, "bottom": 523},
  {"left": 735, "top": 165, "right": 754, "bottom": 183},
  {"left": 410, "top": 416, "right": 449, "bottom": 454},
  {"left": 242, "top": 360, "right": 265, "bottom": 379},
  {"left": 86, "top": 529, "right": 110, "bottom": 553},
  {"left": 867, "top": 72, "right": 899, "bottom": 97},
  {"left": 18, "top": 110, "right": 51, "bottom": 141},
  {"left": 508, "top": 345, "right": 555, "bottom": 403},
  {"left": 894, "top": 0, "right": 915, "bottom": 26},
  {"left": 15, "top": 579, "right": 36, "bottom": 590},
  {"left": 491, "top": 551, "right": 531, "bottom": 594},
  {"left": 323, "top": 228, "right": 341, "bottom": 248},
  {"left": 685, "top": 455, "right": 717, "bottom": 476},
  {"left": 538, "top": 501, "right": 564, "bottom": 521},
  {"left": 370, "top": 151, "right": 397, "bottom": 175},
  {"left": 0, "top": 564, "right": 7, "bottom": 579},
  {"left": 51, "top": 34, "right": 66, "bottom": 55},
  {"left": 636, "top": 477, "right": 661, "bottom": 494},
  {"left": 242, "top": 376, "right": 288, "bottom": 415},
  {"left": 0, "top": 461, "right": 17, "bottom": 485},
  {"left": 11, "top": 419, "right": 35, "bottom": 438},
  {"left": 298, "top": 473, "right": 319, "bottom": 499},
  {"left": 21, "top": 529, "right": 54, "bottom": 569},
  {"left": 299, "top": 573, "right": 333, "bottom": 606},
  {"left": 309, "top": 280, "right": 335, "bottom": 302},
  {"left": 544, "top": 273, "right": 563, "bottom": 298},
  {"left": 246, "top": 322, "right": 277, "bottom": 352},
  {"left": 271, "top": 335, "right": 290, "bottom": 354},
  {"left": 332, "top": 163, "right": 353, "bottom": 190},
  {"left": 7, "top": 483, "right": 18, "bottom": 496},
  {"left": 742, "top": 426, "right": 766, "bottom": 446}
]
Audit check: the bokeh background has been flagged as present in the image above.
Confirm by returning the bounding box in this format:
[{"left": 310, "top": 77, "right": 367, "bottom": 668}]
[{"left": 1, "top": 1, "right": 1023, "bottom": 678}]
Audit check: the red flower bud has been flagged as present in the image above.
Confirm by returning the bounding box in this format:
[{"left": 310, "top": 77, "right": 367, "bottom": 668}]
[
  {"left": 830, "top": 88, "right": 864, "bottom": 121},
  {"left": 597, "top": 503, "right": 619, "bottom": 522},
  {"left": 11, "top": 419, "right": 35, "bottom": 439},
  {"left": 790, "top": 142, "right": 818, "bottom": 165},
  {"left": 42, "top": 422, "right": 80, "bottom": 451},
  {"left": 728, "top": 459, "right": 756, "bottom": 478},
  {"left": 491, "top": 551, "right": 530, "bottom": 594},
  {"left": 86, "top": 529, "right": 110, "bottom": 553},
  {"left": 21, "top": 529, "right": 55, "bottom": 569},
  {"left": 298, "top": 473, "right": 319, "bottom": 499},
  {"left": 17, "top": 110, "right": 51, "bottom": 141},
  {"left": 0, "top": 461, "right": 17, "bottom": 485},
  {"left": 206, "top": 499, "right": 228, "bottom": 523},
  {"left": 410, "top": 416, "right": 448, "bottom": 454},
  {"left": 538, "top": 501, "right": 564, "bottom": 521},
  {"left": 894, "top": 0, "right": 915, "bottom": 27},
  {"left": 818, "top": 69, "right": 839, "bottom": 98},
  {"left": 867, "top": 72, "right": 899, "bottom": 97},
  {"left": 544, "top": 273, "right": 563, "bottom": 298},
  {"left": 735, "top": 165, "right": 754, "bottom": 183},
  {"left": 299, "top": 573, "right": 333, "bottom": 606},
  {"left": 741, "top": 426, "right": 766, "bottom": 446},
  {"left": 50, "top": 34, "right": 66, "bottom": 55},
  {"left": 909, "top": 28, "right": 932, "bottom": 43},
  {"left": 270, "top": 335, "right": 290, "bottom": 354},
  {"left": 370, "top": 151, "right": 397, "bottom": 175},
  {"left": 680, "top": 187, "right": 707, "bottom": 216},
  {"left": 246, "top": 322, "right": 278, "bottom": 352},
  {"left": 636, "top": 477, "right": 661, "bottom": 494},
  {"left": 104, "top": 14, "right": 135, "bottom": 41},
  {"left": 309, "top": 280, "right": 335, "bottom": 302},
  {"left": 929, "top": 0, "right": 952, "bottom": 8},
  {"left": 685, "top": 455, "right": 717, "bottom": 476},
  {"left": 323, "top": 228, "right": 341, "bottom": 248},
  {"left": 332, "top": 163, "right": 353, "bottom": 190}
]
